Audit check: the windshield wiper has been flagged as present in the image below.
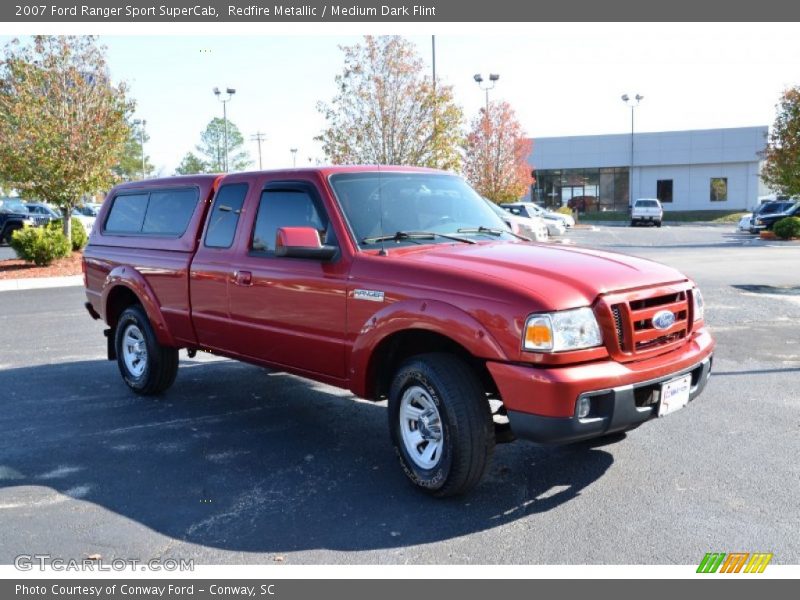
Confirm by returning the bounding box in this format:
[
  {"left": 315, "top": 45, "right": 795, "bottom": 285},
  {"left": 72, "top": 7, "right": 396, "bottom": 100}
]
[
  {"left": 362, "top": 230, "right": 476, "bottom": 245},
  {"left": 457, "top": 226, "right": 530, "bottom": 241}
]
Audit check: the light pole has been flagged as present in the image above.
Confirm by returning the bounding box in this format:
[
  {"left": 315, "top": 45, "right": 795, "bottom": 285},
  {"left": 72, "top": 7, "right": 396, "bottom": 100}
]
[
  {"left": 290, "top": 148, "right": 298, "bottom": 168},
  {"left": 132, "top": 118, "right": 147, "bottom": 179},
  {"left": 213, "top": 87, "right": 236, "bottom": 172},
  {"left": 621, "top": 93, "right": 643, "bottom": 206},
  {"left": 473, "top": 73, "right": 500, "bottom": 116}
]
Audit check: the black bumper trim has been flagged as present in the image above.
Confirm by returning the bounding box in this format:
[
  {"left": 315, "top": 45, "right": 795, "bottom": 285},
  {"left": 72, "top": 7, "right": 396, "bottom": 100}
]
[{"left": 507, "top": 355, "right": 713, "bottom": 444}]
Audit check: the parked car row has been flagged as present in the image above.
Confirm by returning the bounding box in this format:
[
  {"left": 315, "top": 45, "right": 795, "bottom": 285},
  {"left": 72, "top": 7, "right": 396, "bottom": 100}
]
[
  {"left": 499, "top": 202, "right": 574, "bottom": 237},
  {"left": 744, "top": 199, "right": 798, "bottom": 234},
  {"left": 0, "top": 198, "right": 100, "bottom": 244}
]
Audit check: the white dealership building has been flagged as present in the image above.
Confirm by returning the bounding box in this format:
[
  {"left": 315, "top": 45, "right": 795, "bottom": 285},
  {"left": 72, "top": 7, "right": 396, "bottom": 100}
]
[{"left": 528, "top": 126, "right": 769, "bottom": 212}]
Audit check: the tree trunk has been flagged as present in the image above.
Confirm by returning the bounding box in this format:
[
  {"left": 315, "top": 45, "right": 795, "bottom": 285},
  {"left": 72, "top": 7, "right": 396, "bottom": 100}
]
[{"left": 62, "top": 205, "right": 72, "bottom": 242}]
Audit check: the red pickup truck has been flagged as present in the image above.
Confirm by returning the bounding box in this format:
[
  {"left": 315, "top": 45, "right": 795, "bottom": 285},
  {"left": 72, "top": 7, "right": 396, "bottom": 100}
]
[{"left": 83, "top": 166, "right": 714, "bottom": 496}]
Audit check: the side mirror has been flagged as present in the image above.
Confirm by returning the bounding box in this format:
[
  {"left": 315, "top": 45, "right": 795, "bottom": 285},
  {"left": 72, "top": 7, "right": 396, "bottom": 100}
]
[{"left": 274, "top": 226, "right": 337, "bottom": 260}]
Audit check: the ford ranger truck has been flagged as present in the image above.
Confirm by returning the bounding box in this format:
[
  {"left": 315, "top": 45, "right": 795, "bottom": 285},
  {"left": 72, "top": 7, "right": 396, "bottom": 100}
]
[{"left": 83, "top": 167, "right": 714, "bottom": 497}]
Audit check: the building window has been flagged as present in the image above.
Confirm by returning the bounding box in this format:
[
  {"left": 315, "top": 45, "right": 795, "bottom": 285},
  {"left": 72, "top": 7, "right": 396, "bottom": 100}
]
[
  {"left": 710, "top": 178, "right": 728, "bottom": 202},
  {"left": 657, "top": 179, "right": 673, "bottom": 203}
]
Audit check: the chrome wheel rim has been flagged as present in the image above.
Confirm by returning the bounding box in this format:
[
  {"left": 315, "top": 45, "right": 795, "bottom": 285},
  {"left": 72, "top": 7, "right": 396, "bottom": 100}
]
[
  {"left": 122, "top": 324, "right": 148, "bottom": 378},
  {"left": 399, "top": 385, "right": 444, "bottom": 469}
]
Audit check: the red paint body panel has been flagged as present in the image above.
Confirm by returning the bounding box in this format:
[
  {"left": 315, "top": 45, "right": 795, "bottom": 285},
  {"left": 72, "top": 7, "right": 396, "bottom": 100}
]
[
  {"left": 487, "top": 329, "right": 714, "bottom": 418},
  {"left": 83, "top": 167, "right": 716, "bottom": 426}
]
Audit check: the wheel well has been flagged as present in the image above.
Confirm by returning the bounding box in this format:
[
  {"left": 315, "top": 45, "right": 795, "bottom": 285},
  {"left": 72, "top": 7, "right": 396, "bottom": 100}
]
[
  {"left": 367, "top": 329, "right": 498, "bottom": 401},
  {"left": 105, "top": 286, "right": 141, "bottom": 330}
]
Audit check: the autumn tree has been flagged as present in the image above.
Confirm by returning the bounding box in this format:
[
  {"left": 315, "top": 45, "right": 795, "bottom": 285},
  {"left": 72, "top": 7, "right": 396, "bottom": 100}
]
[
  {"left": 317, "top": 35, "right": 463, "bottom": 170},
  {"left": 174, "top": 152, "right": 208, "bottom": 175},
  {"left": 463, "top": 101, "right": 532, "bottom": 203},
  {"left": 113, "top": 119, "right": 154, "bottom": 181},
  {"left": 762, "top": 86, "right": 800, "bottom": 197},
  {"left": 0, "top": 36, "right": 132, "bottom": 239},
  {"left": 195, "top": 117, "right": 250, "bottom": 172}
]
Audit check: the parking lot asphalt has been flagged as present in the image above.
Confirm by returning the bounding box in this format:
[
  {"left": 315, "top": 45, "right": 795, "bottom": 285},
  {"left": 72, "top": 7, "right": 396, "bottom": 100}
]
[{"left": 0, "top": 225, "right": 798, "bottom": 565}]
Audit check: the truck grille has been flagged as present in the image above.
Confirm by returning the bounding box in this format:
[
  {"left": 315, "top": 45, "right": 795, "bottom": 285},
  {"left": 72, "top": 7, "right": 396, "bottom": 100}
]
[
  {"left": 599, "top": 284, "right": 693, "bottom": 361},
  {"left": 31, "top": 216, "right": 50, "bottom": 227}
]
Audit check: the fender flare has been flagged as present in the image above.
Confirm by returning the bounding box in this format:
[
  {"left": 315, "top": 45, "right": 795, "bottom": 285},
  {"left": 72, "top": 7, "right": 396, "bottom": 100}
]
[
  {"left": 349, "top": 298, "right": 509, "bottom": 398},
  {"left": 102, "top": 266, "right": 177, "bottom": 347}
]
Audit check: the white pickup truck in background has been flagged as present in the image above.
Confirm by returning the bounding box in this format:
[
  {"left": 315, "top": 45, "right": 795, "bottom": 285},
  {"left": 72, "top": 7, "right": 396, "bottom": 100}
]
[{"left": 630, "top": 198, "right": 664, "bottom": 227}]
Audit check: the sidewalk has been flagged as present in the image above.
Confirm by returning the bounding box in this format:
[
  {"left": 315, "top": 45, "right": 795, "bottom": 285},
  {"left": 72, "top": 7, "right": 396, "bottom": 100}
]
[{"left": 0, "top": 274, "right": 82, "bottom": 292}]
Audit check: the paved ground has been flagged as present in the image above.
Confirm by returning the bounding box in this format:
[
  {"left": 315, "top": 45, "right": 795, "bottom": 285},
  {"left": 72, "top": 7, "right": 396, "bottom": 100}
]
[
  {"left": 0, "top": 246, "right": 15, "bottom": 261},
  {"left": 0, "top": 225, "right": 797, "bottom": 565}
]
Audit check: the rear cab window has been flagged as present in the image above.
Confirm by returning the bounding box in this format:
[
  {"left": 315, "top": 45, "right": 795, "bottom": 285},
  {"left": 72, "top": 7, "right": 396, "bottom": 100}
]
[
  {"left": 204, "top": 183, "right": 249, "bottom": 248},
  {"left": 104, "top": 188, "right": 199, "bottom": 236}
]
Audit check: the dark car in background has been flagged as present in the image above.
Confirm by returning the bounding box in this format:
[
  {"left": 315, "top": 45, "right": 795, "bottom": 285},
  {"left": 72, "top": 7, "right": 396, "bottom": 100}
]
[
  {"left": 753, "top": 202, "right": 800, "bottom": 232},
  {"left": 749, "top": 200, "right": 797, "bottom": 233},
  {"left": 25, "top": 202, "right": 62, "bottom": 226},
  {"left": 0, "top": 198, "right": 36, "bottom": 245}
]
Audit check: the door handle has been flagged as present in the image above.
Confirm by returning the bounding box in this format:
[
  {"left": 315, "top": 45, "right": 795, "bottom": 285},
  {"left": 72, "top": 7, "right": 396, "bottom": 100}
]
[{"left": 233, "top": 270, "right": 252, "bottom": 286}]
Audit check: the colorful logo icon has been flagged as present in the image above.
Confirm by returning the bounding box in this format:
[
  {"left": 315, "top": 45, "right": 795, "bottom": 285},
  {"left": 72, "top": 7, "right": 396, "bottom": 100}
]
[{"left": 697, "top": 552, "right": 773, "bottom": 573}]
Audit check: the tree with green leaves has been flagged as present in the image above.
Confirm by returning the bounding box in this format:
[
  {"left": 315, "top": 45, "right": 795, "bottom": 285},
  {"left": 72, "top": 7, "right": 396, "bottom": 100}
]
[
  {"left": 0, "top": 36, "right": 133, "bottom": 240},
  {"left": 195, "top": 117, "right": 250, "bottom": 172},
  {"left": 463, "top": 101, "right": 532, "bottom": 203},
  {"left": 762, "top": 86, "right": 800, "bottom": 197},
  {"left": 174, "top": 152, "right": 208, "bottom": 175},
  {"left": 113, "top": 119, "right": 154, "bottom": 181},
  {"left": 316, "top": 35, "right": 464, "bottom": 170}
]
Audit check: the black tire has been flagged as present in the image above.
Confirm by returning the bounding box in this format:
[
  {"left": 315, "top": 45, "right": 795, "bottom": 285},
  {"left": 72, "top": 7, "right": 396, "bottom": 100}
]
[
  {"left": 2, "top": 225, "right": 18, "bottom": 245},
  {"left": 115, "top": 305, "right": 179, "bottom": 395},
  {"left": 388, "top": 353, "right": 495, "bottom": 497},
  {"left": 630, "top": 220, "right": 637, "bottom": 227},
  {"left": 656, "top": 221, "right": 662, "bottom": 228}
]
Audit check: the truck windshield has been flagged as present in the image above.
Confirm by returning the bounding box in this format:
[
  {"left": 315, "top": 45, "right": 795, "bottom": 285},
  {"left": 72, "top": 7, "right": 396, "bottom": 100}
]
[
  {"left": 329, "top": 172, "right": 512, "bottom": 247},
  {"left": 0, "top": 199, "right": 28, "bottom": 214}
]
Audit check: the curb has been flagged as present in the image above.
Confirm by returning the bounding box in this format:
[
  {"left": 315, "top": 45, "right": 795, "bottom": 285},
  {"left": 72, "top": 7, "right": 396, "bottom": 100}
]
[{"left": 0, "top": 275, "right": 82, "bottom": 292}]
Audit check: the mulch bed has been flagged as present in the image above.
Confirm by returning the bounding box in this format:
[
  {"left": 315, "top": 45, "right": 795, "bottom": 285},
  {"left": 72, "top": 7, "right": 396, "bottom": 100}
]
[{"left": 0, "top": 251, "right": 83, "bottom": 280}]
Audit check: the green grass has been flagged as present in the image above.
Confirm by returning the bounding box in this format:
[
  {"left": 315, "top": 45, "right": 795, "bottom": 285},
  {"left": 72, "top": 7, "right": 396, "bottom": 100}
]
[{"left": 578, "top": 210, "right": 748, "bottom": 223}]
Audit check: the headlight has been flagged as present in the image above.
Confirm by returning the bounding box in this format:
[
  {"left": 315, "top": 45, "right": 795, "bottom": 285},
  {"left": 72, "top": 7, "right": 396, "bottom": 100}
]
[
  {"left": 523, "top": 307, "right": 603, "bottom": 352},
  {"left": 692, "top": 287, "right": 704, "bottom": 322}
]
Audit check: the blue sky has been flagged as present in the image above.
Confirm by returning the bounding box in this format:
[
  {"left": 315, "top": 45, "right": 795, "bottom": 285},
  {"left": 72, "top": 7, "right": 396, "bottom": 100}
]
[{"left": 3, "top": 24, "right": 799, "bottom": 174}]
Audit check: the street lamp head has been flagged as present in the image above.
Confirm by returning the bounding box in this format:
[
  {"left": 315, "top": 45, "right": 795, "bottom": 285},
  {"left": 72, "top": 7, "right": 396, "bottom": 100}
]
[
  {"left": 213, "top": 87, "right": 220, "bottom": 96},
  {"left": 473, "top": 74, "right": 483, "bottom": 83},
  {"left": 290, "top": 148, "right": 298, "bottom": 153},
  {"left": 226, "top": 88, "right": 236, "bottom": 95},
  {"left": 621, "top": 94, "right": 630, "bottom": 103},
  {"left": 489, "top": 73, "right": 499, "bottom": 82},
  {"left": 635, "top": 94, "right": 644, "bottom": 102}
]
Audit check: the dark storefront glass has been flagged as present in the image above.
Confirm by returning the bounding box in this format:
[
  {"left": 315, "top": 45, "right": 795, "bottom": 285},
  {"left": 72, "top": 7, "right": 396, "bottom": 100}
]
[{"left": 532, "top": 167, "right": 629, "bottom": 212}]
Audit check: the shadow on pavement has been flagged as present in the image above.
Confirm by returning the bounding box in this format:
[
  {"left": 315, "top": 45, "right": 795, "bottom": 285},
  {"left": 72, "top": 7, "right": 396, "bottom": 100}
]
[{"left": 0, "top": 359, "right": 613, "bottom": 554}]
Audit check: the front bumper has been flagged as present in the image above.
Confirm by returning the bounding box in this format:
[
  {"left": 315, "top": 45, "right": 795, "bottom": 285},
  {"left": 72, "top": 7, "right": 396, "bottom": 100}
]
[
  {"left": 506, "top": 356, "right": 712, "bottom": 444},
  {"left": 487, "top": 329, "right": 715, "bottom": 444}
]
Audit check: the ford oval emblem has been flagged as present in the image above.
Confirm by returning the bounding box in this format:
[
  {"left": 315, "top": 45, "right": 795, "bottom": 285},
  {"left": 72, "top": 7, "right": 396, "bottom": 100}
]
[{"left": 652, "top": 310, "right": 676, "bottom": 330}]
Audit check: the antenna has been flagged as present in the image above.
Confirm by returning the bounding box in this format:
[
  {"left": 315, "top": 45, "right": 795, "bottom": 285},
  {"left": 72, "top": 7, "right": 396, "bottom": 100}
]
[{"left": 377, "top": 163, "right": 387, "bottom": 256}]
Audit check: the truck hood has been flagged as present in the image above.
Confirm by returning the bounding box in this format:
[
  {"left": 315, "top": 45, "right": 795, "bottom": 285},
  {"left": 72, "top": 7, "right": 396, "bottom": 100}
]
[{"left": 397, "top": 241, "right": 688, "bottom": 308}]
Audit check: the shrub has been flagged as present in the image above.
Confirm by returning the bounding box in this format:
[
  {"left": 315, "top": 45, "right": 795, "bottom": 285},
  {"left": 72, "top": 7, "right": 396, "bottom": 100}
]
[
  {"left": 10, "top": 225, "right": 71, "bottom": 266},
  {"left": 47, "top": 217, "right": 88, "bottom": 251},
  {"left": 773, "top": 216, "right": 800, "bottom": 240}
]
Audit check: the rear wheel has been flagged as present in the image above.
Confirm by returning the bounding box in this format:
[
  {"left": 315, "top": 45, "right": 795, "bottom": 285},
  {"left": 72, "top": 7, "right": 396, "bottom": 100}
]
[
  {"left": 388, "top": 353, "right": 495, "bottom": 497},
  {"left": 656, "top": 220, "right": 662, "bottom": 228},
  {"left": 115, "top": 305, "right": 178, "bottom": 395},
  {"left": 630, "top": 220, "right": 637, "bottom": 227}
]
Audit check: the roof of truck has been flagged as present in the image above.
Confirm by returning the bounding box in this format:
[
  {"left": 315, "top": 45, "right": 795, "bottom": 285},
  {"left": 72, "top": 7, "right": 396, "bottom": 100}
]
[{"left": 109, "top": 165, "right": 450, "bottom": 193}]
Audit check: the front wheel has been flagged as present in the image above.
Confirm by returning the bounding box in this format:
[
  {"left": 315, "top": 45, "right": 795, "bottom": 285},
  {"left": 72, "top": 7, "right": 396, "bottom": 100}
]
[
  {"left": 656, "top": 220, "right": 662, "bottom": 228},
  {"left": 388, "top": 353, "right": 495, "bottom": 497},
  {"left": 115, "top": 305, "right": 179, "bottom": 395}
]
